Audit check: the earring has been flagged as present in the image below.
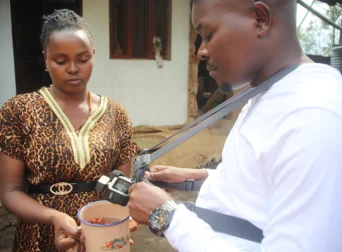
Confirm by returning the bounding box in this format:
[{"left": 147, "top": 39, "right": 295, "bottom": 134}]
[{"left": 45, "top": 66, "right": 49, "bottom": 72}]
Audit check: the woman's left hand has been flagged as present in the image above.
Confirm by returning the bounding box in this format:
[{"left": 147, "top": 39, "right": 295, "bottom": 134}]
[
  {"left": 53, "top": 212, "right": 85, "bottom": 252},
  {"left": 129, "top": 217, "right": 139, "bottom": 245}
]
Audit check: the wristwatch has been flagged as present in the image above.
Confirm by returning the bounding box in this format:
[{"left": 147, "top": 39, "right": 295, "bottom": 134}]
[{"left": 149, "top": 200, "right": 179, "bottom": 236}]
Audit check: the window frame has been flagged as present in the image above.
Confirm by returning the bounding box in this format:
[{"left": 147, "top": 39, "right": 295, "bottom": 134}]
[{"left": 109, "top": 0, "right": 171, "bottom": 60}]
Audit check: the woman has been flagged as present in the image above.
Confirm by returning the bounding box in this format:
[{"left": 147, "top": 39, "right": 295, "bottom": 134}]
[{"left": 0, "top": 9, "right": 139, "bottom": 251}]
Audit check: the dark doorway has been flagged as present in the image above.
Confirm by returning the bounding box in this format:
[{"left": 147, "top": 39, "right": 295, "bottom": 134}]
[{"left": 10, "top": 0, "right": 82, "bottom": 95}]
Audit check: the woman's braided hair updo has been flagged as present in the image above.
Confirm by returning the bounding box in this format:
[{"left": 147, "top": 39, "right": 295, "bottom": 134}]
[{"left": 40, "top": 9, "right": 93, "bottom": 50}]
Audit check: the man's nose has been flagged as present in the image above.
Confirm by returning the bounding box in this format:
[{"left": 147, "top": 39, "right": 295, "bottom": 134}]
[{"left": 197, "top": 43, "right": 209, "bottom": 61}]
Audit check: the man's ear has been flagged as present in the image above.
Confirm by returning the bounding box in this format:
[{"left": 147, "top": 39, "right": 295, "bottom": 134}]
[
  {"left": 93, "top": 48, "right": 96, "bottom": 55},
  {"left": 42, "top": 51, "right": 47, "bottom": 61},
  {"left": 253, "top": 1, "right": 271, "bottom": 38}
]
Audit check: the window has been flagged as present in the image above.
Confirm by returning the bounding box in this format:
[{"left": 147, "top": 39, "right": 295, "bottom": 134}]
[{"left": 109, "top": 0, "right": 171, "bottom": 60}]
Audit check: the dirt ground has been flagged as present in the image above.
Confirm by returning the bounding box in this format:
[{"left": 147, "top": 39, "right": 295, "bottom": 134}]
[{"left": 0, "top": 117, "right": 234, "bottom": 252}]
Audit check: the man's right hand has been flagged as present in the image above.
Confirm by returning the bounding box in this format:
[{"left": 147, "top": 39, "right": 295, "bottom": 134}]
[{"left": 145, "top": 165, "right": 209, "bottom": 183}]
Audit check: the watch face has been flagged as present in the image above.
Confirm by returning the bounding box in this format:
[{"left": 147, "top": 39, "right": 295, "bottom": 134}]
[{"left": 149, "top": 208, "right": 169, "bottom": 231}]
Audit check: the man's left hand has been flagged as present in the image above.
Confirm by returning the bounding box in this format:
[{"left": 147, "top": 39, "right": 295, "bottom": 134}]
[{"left": 128, "top": 182, "right": 173, "bottom": 225}]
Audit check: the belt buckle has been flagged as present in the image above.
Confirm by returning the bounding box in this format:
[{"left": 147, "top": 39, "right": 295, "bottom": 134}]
[{"left": 50, "top": 182, "right": 73, "bottom": 196}]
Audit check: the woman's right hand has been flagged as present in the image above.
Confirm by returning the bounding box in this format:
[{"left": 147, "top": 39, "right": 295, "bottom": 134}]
[
  {"left": 52, "top": 212, "right": 85, "bottom": 252},
  {"left": 145, "top": 165, "right": 209, "bottom": 183}
]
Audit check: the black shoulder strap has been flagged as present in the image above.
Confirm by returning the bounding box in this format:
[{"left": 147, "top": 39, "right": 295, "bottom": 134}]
[
  {"left": 151, "top": 179, "right": 205, "bottom": 191},
  {"left": 183, "top": 202, "right": 264, "bottom": 243},
  {"left": 153, "top": 179, "right": 264, "bottom": 242},
  {"left": 134, "top": 64, "right": 301, "bottom": 183},
  {"left": 134, "top": 64, "right": 301, "bottom": 243},
  {"left": 144, "top": 63, "right": 301, "bottom": 162}
]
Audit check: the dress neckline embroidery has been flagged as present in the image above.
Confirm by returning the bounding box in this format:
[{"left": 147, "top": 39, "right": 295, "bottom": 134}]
[{"left": 39, "top": 87, "right": 108, "bottom": 169}]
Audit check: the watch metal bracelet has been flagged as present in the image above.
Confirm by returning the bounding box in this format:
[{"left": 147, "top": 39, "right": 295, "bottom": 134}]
[{"left": 162, "top": 200, "right": 179, "bottom": 211}]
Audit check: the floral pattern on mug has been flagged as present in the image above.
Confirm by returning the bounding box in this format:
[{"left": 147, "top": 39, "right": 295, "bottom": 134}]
[{"left": 101, "top": 234, "right": 130, "bottom": 250}]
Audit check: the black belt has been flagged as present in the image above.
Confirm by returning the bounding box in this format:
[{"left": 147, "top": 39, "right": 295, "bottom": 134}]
[{"left": 27, "top": 181, "right": 97, "bottom": 195}]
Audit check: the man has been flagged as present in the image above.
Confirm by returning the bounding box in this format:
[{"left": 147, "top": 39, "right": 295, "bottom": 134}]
[{"left": 128, "top": 0, "right": 342, "bottom": 251}]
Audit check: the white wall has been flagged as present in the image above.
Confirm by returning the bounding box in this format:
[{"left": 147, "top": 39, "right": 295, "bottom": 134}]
[
  {"left": 0, "top": 0, "right": 16, "bottom": 107},
  {"left": 83, "top": 0, "right": 190, "bottom": 126}
]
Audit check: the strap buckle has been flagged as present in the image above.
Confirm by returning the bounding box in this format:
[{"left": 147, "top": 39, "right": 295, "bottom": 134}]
[
  {"left": 49, "top": 182, "right": 73, "bottom": 195},
  {"left": 185, "top": 179, "right": 195, "bottom": 191}
]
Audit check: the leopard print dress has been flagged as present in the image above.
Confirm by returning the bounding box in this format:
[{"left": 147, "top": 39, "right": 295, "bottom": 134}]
[{"left": 0, "top": 88, "right": 139, "bottom": 251}]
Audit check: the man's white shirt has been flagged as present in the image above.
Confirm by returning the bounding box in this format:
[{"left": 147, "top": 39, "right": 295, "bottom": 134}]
[{"left": 164, "top": 63, "right": 342, "bottom": 252}]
